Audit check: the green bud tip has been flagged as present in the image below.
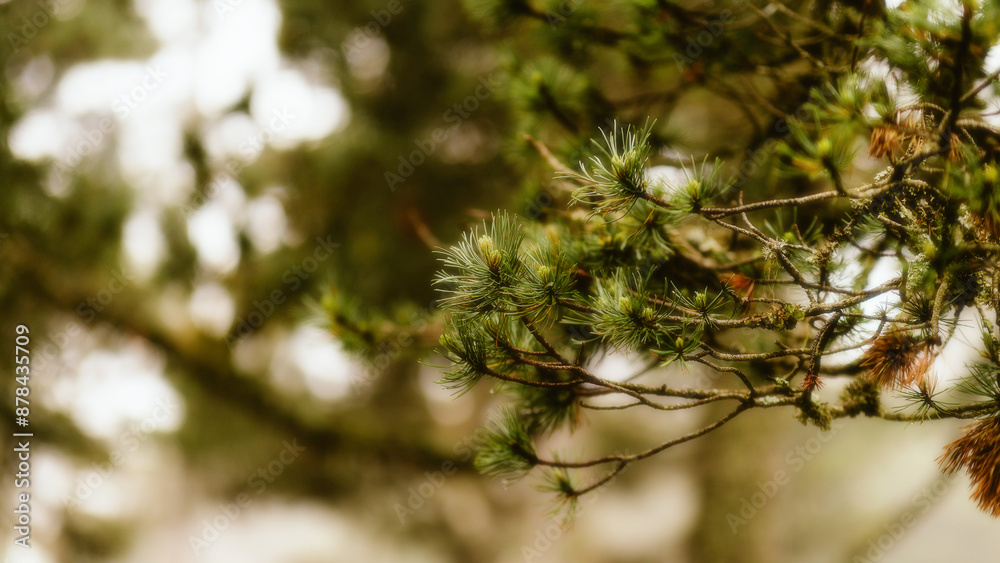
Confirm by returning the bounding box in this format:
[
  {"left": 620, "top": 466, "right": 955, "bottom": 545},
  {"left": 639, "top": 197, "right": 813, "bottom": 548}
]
[
  {"left": 817, "top": 137, "right": 833, "bottom": 158},
  {"left": 478, "top": 235, "right": 495, "bottom": 256}
]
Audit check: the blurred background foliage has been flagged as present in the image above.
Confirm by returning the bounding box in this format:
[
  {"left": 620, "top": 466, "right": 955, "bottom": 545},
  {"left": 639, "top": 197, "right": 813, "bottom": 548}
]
[{"left": 1, "top": 0, "right": 1000, "bottom": 562}]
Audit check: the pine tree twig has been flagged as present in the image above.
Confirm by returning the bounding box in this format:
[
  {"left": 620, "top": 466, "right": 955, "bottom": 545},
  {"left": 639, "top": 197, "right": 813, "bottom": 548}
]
[
  {"left": 520, "top": 316, "right": 573, "bottom": 365},
  {"left": 535, "top": 402, "right": 751, "bottom": 470},
  {"left": 407, "top": 207, "right": 441, "bottom": 249},
  {"left": 767, "top": 2, "right": 840, "bottom": 37},
  {"left": 801, "top": 277, "right": 901, "bottom": 316},
  {"left": 483, "top": 364, "right": 584, "bottom": 388},
  {"left": 712, "top": 214, "right": 811, "bottom": 297},
  {"left": 691, "top": 357, "right": 757, "bottom": 395},
  {"left": 581, "top": 395, "right": 733, "bottom": 411},
  {"left": 700, "top": 190, "right": 842, "bottom": 219},
  {"left": 805, "top": 311, "right": 843, "bottom": 382},
  {"left": 749, "top": 4, "right": 827, "bottom": 70},
  {"left": 524, "top": 134, "right": 577, "bottom": 178},
  {"left": 961, "top": 68, "right": 1000, "bottom": 105},
  {"left": 849, "top": 0, "right": 872, "bottom": 72},
  {"left": 929, "top": 276, "right": 952, "bottom": 346},
  {"left": 941, "top": 3, "right": 973, "bottom": 152}
]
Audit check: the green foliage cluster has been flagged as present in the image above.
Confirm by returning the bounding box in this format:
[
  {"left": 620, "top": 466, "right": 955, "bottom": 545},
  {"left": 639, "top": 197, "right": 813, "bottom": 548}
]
[{"left": 430, "top": 0, "right": 1000, "bottom": 516}]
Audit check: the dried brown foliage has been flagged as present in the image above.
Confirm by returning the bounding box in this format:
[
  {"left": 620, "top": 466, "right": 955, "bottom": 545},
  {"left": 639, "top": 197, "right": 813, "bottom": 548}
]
[
  {"left": 860, "top": 331, "right": 933, "bottom": 390},
  {"left": 939, "top": 417, "right": 1000, "bottom": 517}
]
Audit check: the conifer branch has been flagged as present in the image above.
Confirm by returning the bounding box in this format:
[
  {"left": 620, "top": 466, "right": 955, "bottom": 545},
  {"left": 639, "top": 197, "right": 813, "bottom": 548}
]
[{"left": 432, "top": 1, "right": 1000, "bottom": 516}]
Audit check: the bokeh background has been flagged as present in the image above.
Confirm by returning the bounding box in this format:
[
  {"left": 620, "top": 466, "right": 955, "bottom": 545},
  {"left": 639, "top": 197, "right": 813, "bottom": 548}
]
[{"left": 1, "top": 0, "right": 999, "bottom": 561}]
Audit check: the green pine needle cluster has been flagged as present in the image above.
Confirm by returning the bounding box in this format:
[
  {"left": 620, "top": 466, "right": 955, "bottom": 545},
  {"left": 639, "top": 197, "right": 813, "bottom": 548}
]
[
  {"left": 425, "top": 0, "right": 1000, "bottom": 517},
  {"left": 569, "top": 121, "right": 656, "bottom": 215},
  {"left": 475, "top": 404, "right": 539, "bottom": 481}
]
